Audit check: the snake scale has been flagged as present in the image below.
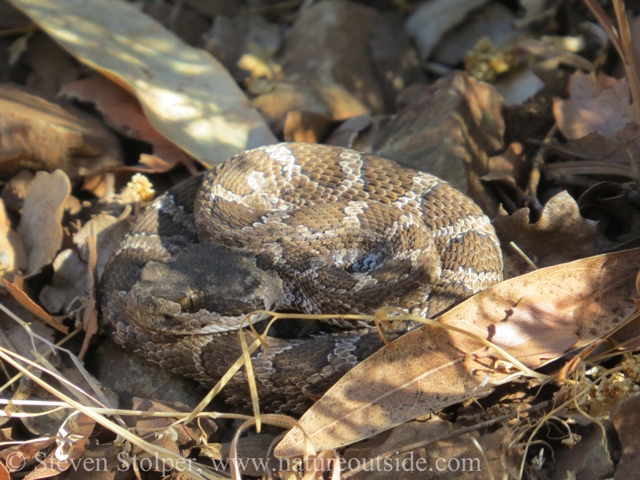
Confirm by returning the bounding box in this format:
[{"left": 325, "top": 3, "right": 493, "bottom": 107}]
[{"left": 100, "top": 143, "right": 503, "bottom": 415}]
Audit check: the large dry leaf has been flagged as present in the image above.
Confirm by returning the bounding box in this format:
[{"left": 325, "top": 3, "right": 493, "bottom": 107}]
[
  {"left": 17, "top": 170, "right": 70, "bottom": 276},
  {"left": 276, "top": 248, "right": 640, "bottom": 457},
  {"left": 553, "top": 72, "right": 635, "bottom": 140},
  {"left": 8, "top": 0, "right": 276, "bottom": 166}
]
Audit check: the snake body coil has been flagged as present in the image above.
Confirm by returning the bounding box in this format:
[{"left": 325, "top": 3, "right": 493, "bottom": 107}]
[{"left": 100, "top": 143, "right": 503, "bottom": 414}]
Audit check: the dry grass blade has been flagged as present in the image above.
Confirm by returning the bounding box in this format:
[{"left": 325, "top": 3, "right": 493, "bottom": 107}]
[
  {"left": 613, "top": 0, "right": 640, "bottom": 125},
  {"left": 583, "top": 0, "right": 640, "bottom": 125},
  {"left": 238, "top": 322, "right": 262, "bottom": 432},
  {"left": 583, "top": 0, "right": 623, "bottom": 57},
  {"left": 229, "top": 414, "right": 312, "bottom": 479},
  {"left": 0, "top": 347, "right": 228, "bottom": 480}
]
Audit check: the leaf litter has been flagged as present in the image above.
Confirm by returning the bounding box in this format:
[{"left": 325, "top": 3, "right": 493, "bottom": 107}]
[{"left": 2, "top": 0, "right": 640, "bottom": 478}]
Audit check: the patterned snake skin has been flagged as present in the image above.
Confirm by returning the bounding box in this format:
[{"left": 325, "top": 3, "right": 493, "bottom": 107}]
[{"left": 100, "top": 143, "right": 503, "bottom": 414}]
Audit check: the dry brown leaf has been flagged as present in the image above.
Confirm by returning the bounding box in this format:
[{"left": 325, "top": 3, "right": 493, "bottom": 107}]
[
  {"left": 4, "top": 279, "right": 67, "bottom": 334},
  {"left": 205, "top": 11, "right": 282, "bottom": 81},
  {"left": 279, "top": 1, "right": 384, "bottom": 114},
  {"left": 324, "top": 113, "right": 373, "bottom": 149},
  {"left": 493, "top": 191, "right": 599, "bottom": 277},
  {"left": 544, "top": 122, "right": 640, "bottom": 164},
  {"left": 24, "top": 32, "right": 80, "bottom": 100},
  {"left": 0, "top": 296, "right": 57, "bottom": 366},
  {"left": 484, "top": 142, "right": 528, "bottom": 186},
  {"left": 283, "top": 111, "right": 338, "bottom": 144},
  {"left": 59, "top": 76, "right": 196, "bottom": 173},
  {"left": 0, "top": 85, "right": 122, "bottom": 179},
  {"left": 370, "top": 13, "right": 425, "bottom": 111},
  {"left": 0, "top": 438, "right": 56, "bottom": 475},
  {"left": 17, "top": 170, "right": 70, "bottom": 276},
  {"left": 250, "top": 1, "right": 382, "bottom": 135},
  {"left": 553, "top": 72, "right": 635, "bottom": 140},
  {"left": 38, "top": 249, "right": 86, "bottom": 315},
  {"left": 40, "top": 213, "right": 130, "bottom": 315},
  {"left": 541, "top": 122, "right": 640, "bottom": 182},
  {"left": 276, "top": 248, "right": 640, "bottom": 457},
  {"left": 9, "top": 0, "right": 276, "bottom": 166},
  {"left": 0, "top": 199, "right": 27, "bottom": 282},
  {"left": 612, "top": 393, "right": 640, "bottom": 479},
  {"left": 138, "top": 154, "right": 174, "bottom": 173}
]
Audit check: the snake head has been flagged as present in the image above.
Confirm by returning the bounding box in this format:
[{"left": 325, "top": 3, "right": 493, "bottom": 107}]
[{"left": 125, "top": 243, "right": 285, "bottom": 335}]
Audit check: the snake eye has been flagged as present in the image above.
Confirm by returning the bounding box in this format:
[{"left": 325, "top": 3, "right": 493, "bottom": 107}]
[{"left": 177, "top": 291, "right": 200, "bottom": 312}]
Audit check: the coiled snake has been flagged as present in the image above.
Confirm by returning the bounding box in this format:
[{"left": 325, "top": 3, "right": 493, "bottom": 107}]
[{"left": 100, "top": 143, "right": 503, "bottom": 414}]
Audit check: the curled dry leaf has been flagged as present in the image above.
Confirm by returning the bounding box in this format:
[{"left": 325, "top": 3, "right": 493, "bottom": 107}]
[
  {"left": 276, "top": 248, "right": 640, "bottom": 457},
  {"left": 9, "top": 0, "right": 276, "bottom": 166},
  {"left": 553, "top": 72, "right": 635, "bottom": 140},
  {"left": 493, "top": 191, "right": 600, "bottom": 277},
  {"left": 17, "top": 170, "right": 70, "bottom": 276}
]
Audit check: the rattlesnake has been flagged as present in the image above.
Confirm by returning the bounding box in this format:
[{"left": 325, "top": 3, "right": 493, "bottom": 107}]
[{"left": 100, "top": 143, "right": 503, "bottom": 414}]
